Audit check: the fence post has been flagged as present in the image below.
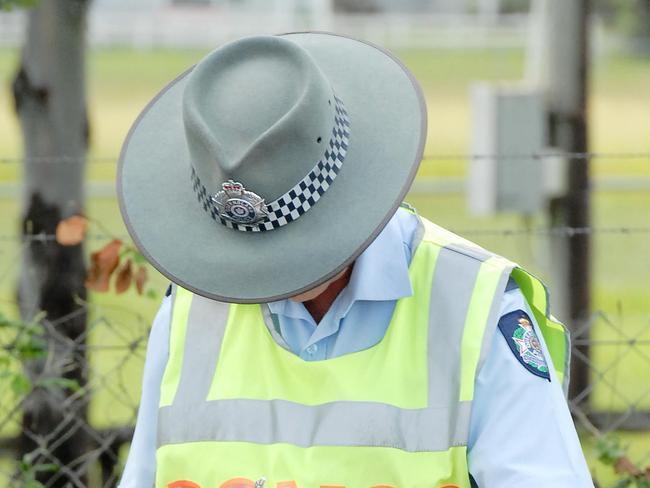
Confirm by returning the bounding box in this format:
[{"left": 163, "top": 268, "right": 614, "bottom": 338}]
[{"left": 543, "top": 0, "right": 592, "bottom": 403}]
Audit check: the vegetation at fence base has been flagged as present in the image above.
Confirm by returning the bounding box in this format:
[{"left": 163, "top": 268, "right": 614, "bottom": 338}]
[
  {"left": 17, "top": 454, "right": 58, "bottom": 488},
  {"left": 0, "top": 311, "right": 44, "bottom": 397},
  {"left": 0, "top": 312, "right": 83, "bottom": 484},
  {"left": 595, "top": 435, "right": 650, "bottom": 487},
  {"left": 0, "top": 311, "right": 80, "bottom": 398}
]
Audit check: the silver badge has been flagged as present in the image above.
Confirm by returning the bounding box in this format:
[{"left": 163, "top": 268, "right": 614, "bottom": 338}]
[{"left": 210, "top": 180, "right": 269, "bottom": 225}]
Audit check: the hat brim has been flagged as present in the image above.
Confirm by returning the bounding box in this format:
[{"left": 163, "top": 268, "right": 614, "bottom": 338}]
[{"left": 117, "top": 32, "right": 426, "bottom": 303}]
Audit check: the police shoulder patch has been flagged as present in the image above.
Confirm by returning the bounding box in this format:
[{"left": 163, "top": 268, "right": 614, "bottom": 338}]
[{"left": 498, "top": 310, "right": 550, "bottom": 381}]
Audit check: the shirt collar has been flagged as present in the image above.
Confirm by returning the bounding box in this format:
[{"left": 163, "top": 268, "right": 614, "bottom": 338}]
[{"left": 268, "top": 209, "right": 414, "bottom": 320}]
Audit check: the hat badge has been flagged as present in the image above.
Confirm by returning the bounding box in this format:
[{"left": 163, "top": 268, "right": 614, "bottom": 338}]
[{"left": 210, "top": 180, "right": 269, "bottom": 225}]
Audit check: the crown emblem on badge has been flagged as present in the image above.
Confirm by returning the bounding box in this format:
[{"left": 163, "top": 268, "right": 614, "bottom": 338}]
[{"left": 210, "top": 180, "right": 269, "bottom": 225}]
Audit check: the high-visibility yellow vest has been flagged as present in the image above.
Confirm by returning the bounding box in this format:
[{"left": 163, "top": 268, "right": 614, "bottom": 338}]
[{"left": 155, "top": 216, "right": 569, "bottom": 488}]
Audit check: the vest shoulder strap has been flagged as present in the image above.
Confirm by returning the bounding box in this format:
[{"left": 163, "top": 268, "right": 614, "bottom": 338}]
[{"left": 416, "top": 215, "right": 570, "bottom": 393}]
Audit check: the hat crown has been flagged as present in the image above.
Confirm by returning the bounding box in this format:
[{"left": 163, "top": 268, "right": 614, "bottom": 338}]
[{"left": 183, "top": 36, "right": 338, "bottom": 202}]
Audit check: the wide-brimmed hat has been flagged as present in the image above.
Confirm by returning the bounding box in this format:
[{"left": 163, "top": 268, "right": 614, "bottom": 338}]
[{"left": 118, "top": 32, "right": 426, "bottom": 303}]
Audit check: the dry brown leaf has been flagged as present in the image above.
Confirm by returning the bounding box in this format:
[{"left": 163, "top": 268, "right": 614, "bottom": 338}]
[
  {"left": 134, "top": 265, "right": 147, "bottom": 295},
  {"left": 614, "top": 456, "right": 642, "bottom": 476},
  {"left": 86, "top": 251, "right": 108, "bottom": 292},
  {"left": 85, "top": 259, "right": 111, "bottom": 292},
  {"left": 85, "top": 240, "right": 122, "bottom": 292},
  {"left": 85, "top": 259, "right": 102, "bottom": 291},
  {"left": 115, "top": 259, "right": 132, "bottom": 294},
  {"left": 94, "top": 239, "right": 122, "bottom": 275},
  {"left": 55, "top": 215, "right": 87, "bottom": 246}
]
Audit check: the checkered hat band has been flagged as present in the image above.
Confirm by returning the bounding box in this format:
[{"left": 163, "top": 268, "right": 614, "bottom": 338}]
[{"left": 190, "top": 95, "right": 350, "bottom": 232}]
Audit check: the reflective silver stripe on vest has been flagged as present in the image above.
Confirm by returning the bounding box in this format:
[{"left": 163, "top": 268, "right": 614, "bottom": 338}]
[
  {"left": 171, "top": 293, "right": 230, "bottom": 405},
  {"left": 159, "top": 398, "right": 472, "bottom": 452},
  {"left": 446, "top": 241, "right": 493, "bottom": 263},
  {"left": 442, "top": 242, "right": 514, "bottom": 374},
  {"left": 425, "top": 247, "right": 481, "bottom": 412},
  {"left": 158, "top": 242, "right": 494, "bottom": 452},
  {"left": 478, "top": 264, "right": 514, "bottom": 373}
]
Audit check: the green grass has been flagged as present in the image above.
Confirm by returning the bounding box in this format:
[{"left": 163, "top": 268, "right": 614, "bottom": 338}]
[{"left": 0, "top": 46, "right": 649, "bottom": 485}]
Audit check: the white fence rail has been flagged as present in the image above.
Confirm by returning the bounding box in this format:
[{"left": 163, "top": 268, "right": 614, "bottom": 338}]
[{"left": 0, "top": 9, "right": 532, "bottom": 49}]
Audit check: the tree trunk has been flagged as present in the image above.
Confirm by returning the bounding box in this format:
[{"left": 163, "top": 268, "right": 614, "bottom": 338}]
[
  {"left": 332, "top": 0, "right": 379, "bottom": 13},
  {"left": 544, "top": 0, "right": 591, "bottom": 403},
  {"left": 13, "top": 1, "right": 91, "bottom": 485}
]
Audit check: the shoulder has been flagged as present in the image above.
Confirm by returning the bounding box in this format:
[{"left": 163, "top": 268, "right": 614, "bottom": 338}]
[
  {"left": 497, "top": 308, "right": 551, "bottom": 381},
  {"left": 469, "top": 284, "right": 593, "bottom": 485},
  {"left": 494, "top": 284, "right": 552, "bottom": 382},
  {"left": 415, "top": 215, "right": 517, "bottom": 271}
]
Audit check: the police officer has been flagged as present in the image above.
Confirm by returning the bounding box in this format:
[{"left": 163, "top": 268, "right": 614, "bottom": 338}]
[{"left": 117, "top": 33, "right": 593, "bottom": 487}]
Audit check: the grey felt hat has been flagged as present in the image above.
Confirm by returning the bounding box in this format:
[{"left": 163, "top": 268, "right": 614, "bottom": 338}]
[{"left": 118, "top": 32, "right": 427, "bottom": 303}]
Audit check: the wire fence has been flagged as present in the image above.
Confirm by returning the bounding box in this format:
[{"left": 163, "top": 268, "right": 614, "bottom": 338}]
[
  {"left": 1, "top": 151, "right": 650, "bottom": 164},
  {"left": 0, "top": 296, "right": 150, "bottom": 487},
  {"left": 0, "top": 267, "right": 649, "bottom": 486},
  {"left": 1, "top": 226, "right": 650, "bottom": 244},
  {"left": 1, "top": 150, "right": 650, "bottom": 486}
]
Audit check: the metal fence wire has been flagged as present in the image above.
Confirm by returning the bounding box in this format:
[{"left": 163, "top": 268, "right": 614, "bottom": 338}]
[
  {"left": 1, "top": 152, "right": 650, "bottom": 164},
  {"left": 0, "top": 150, "right": 650, "bottom": 485},
  {"left": 0, "top": 296, "right": 150, "bottom": 487},
  {"left": 0, "top": 286, "right": 649, "bottom": 486}
]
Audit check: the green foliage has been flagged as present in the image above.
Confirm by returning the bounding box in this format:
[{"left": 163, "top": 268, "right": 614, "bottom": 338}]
[
  {"left": 18, "top": 454, "right": 58, "bottom": 488},
  {"left": 595, "top": 435, "right": 650, "bottom": 487},
  {"left": 0, "top": 310, "right": 46, "bottom": 357},
  {"left": 612, "top": 481, "right": 632, "bottom": 488},
  {"left": 36, "top": 377, "right": 81, "bottom": 392},
  {"left": 0, "top": 311, "right": 80, "bottom": 397},
  {"left": 598, "top": 435, "right": 629, "bottom": 465},
  {"left": 10, "top": 373, "right": 32, "bottom": 396},
  {"left": 131, "top": 250, "right": 146, "bottom": 265},
  {"left": 0, "top": 0, "right": 39, "bottom": 12}
]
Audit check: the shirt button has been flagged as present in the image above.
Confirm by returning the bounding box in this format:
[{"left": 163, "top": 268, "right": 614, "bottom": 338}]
[{"left": 306, "top": 344, "right": 318, "bottom": 355}]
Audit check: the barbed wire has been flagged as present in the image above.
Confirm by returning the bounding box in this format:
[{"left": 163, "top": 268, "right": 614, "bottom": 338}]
[
  {"left": 0, "top": 233, "right": 131, "bottom": 243},
  {"left": 1, "top": 226, "right": 650, "bottom": 243},
  {"left": 455, "top": 226, "right": 650, "bottom": 237},
  {"left": 0, "top": 248, "right": 649, "bottom": 482},
  {"left": 0, "top": 156, "right": 117, "bottom": 164},
  {"left": 1, "top": 151, "right": 650, "bottom": 165},
  {"left": 423, "top": 152, "right": 650, "bottom": 161}
]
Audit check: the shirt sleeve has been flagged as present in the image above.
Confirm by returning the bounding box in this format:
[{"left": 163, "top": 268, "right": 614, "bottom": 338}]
[
  {"left": 118, "top": 295, "right": 172, "bottom": 488},
  {"left": 467, "top": 286, "right": 594, "bottom": 487}
]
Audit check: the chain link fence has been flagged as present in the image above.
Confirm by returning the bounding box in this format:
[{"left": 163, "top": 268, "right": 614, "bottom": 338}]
[
  {"left": 0, "top": 299, "right": 149, "bottom": 486},
  {"left": 1, "top": 153, "right": 650, "bottom": 486}
]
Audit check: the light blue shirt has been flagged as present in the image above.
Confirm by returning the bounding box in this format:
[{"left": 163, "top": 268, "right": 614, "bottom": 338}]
[{"left": 119, "top": 209, "right": 593, "bottom": 487}]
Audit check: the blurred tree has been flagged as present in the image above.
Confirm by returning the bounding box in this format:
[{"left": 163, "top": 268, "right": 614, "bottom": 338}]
[
  {"left": 594, "top": 0, "right": 650, "bottom": 38},
  {"left": 500, "top": 0, "right": 530, "bottom": 14},
  {"left": 332, "top": 0, "right": 379, "bottom": 13},
  {"left": 11, "top": 0, "right": 92, "bottom": 485},
  {"left": 467, "top": 0, "right": 650, "bottom": 38}
]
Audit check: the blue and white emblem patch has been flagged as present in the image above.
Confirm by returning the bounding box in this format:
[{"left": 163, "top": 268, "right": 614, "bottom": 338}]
[{"left": 498, "top": 310, "right": 551, "bottom": 381}]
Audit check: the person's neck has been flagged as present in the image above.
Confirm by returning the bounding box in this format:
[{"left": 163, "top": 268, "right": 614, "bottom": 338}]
[{"left": 303, "top": 265, "right": 353, "bottom": 324}]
